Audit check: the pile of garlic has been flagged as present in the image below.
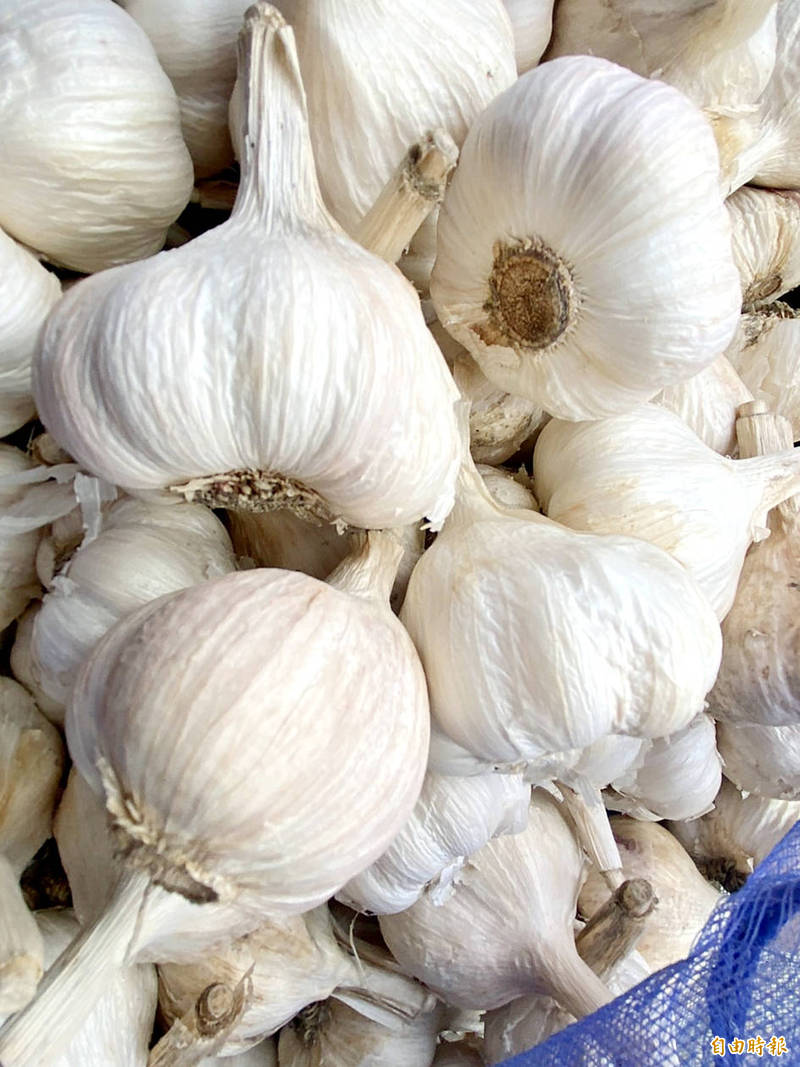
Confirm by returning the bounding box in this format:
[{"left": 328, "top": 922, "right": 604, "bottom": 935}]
[{"left": 1, "top": 1, "right": 799, "bottom": 1064}]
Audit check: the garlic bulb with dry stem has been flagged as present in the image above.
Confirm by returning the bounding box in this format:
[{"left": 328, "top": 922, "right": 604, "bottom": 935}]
[
  {"left": 534, "top": 403, "right": 800, "bottom": 618},
  {"left": 0, "top": 0, "right": 193, "bottom": 273},
  {"left": 725, "top": 309, "right": 800, "bottom": 439},
  {"left": 503, "top": 0, "right": 553, "bottom": 73},
  {"left": 653, "top": 356, "right": 753, "bottom": 457},
  {"left": 0, "top": 533, "right": 429, "bottom": 1066},
  {"left": 0, "top": 230, "right": 61, "bottom": 436},
  {"left": 430, "top": 56, "right": 741, "bottom": 420},
  {"left": 579, "top": 818, "right": 721, "bottom": 974},
  {"left": 728, "top": 187, "right": 800, "bottom": 307},
  {"left": 337, "top": 770, "right": 530, "bottom": 915},
  {"left": 118, "top": 0, "right": 249, "bottom": 178},
  {"left": 12, "top": 495, "right": 236, "bottom": 725},
  {"left": 33, "top": 5, "right": 461, "bottom": 532},
  {"left": 716, "top": 720, "right": 800, "bottom": 800},
  {"left": 380, "top": 790, "right": 613, "bottom": 1016}
]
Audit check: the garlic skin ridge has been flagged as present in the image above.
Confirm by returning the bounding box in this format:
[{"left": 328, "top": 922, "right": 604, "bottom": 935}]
[
  {"left": 430, "top": 55, "right": 741, "bottom": 421},
  {"left": 0, "top": 0, "right": 193, "bottom": 273},
  {"left": 33, "top": 7, "right": 463, "bottom": 531}
]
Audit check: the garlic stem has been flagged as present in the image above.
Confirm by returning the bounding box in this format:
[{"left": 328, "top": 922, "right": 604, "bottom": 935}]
[
  {"left": 557, "top": 782, "right": 624, "bottom": 890},
  {"left": 547, "top": 947, "right": 614, "bottom": 1020},
  {"left": 736, "top": 401, "right": 800, "bottom": 524},
  {"left": 325, "top": 530, "right": 403, "bottom": 603},
  {"left": 232, "top": 4, "right": 328, "bottom": 231},
  {"left": 354, "top": 130, "right": 458, "bottom": 264},
  {"left": 0, "top": 870, "right": 150, "bottom": 1067},
  {"left": 149, "top": 977, "right": 251, "bottom": 1067},
  {"left": 575, "top": 878, "right": 656, "bottom": 981},
  {"left": 734, "top": 401, "right": 800, "bottom": 525}
]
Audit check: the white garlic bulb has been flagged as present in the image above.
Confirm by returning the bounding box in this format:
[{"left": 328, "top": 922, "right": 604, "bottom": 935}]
[
  {"left": 13, "top": 495, "right": 236, "bottom": 724},
  {"left": 158, "top": 908, "right": 359, "bottom": 1052},
  {"left": 270, "top": 0, "right": 516, "bottom": 238},
  {"left": 725, "top": 309, "right": 800, "bottom": 439},
  {"left": 534, "top": 403, "right": 800, "bottom": 618},
  {"left": 0, "top": 0, "right": 193, "bottom": 273},
  {"left": 430, "top": 56, "right": 741, "bottom": 420},
  {"left": 477, "top": 464, "right": 537, "bottom": 512},
  {"left": 716, "top": 720, "right": 800, "bottom": 801},
  {"left": 380, "top": 790, "right": 613, "bottom": 1016},
  {"left": 653, "top": 356, "right": 753, "bottom": 457},
  {"left": 0, "top": 230, "right": 61, "bottom": 436},
  {"left": 728, "top": 187, "right": 800, "bottom": 307},
  {"left": 503, "top": 0, "right": 553, "bottom": 73},
  {"left": 400, "top": 458, "right": 721, "bottom": 773},
  {"left": 608, "top": 714, "right": 722, "bottom": 823},
  {"left": 33, "top": 6, "right": 462, "bottom": 531},
  {"left": 578, "top": 818, "right": 721, "bottom": 974},
  {"left": 119, "top": 0, "right": 249, "bottom": 178},
  {"left": 453, "top": 358, "right": 546, "bottom": 466},
  {"left": 337, "top": 771, "right": 530, "bottom": 915}
]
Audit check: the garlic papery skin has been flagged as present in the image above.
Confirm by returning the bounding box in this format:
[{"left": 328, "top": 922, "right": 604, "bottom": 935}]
[
  {"left": 33, "top": 6, "right": 462, "bottom": 532},
  {"left": 14, "top": 495, "right": 236, "bottom": 725},
  {"left": 430, "top": 56, "right": 741, "bottom": 421},
  {"left": 502, "top": 0, "right": 553, "bottom": 73},
  {"left": 728, "top": 187, "right": 800, "bottom": 307},
  {"left": 118, "top": 0, "right": 249, "bottom": 179},
  {"left": 477, "top": 464, "right": 537, "bottom": 512},
  {"left": 270, "top": 0, "right": 516, "bottom": 241},
  {"left": 0, "top": 229, "right": 61, "bottom": 436},
  {"left": 653, "top": 356, "right": 753, "bottom": 457},
  {"left": 158, "top": 908, "right": 359, "bottom": 1053},
  {"left": 0, "top": 909, "right": 158, "bottom": 1067},
  {"left": 725, "top": 308, "right": 800, "bottom": 439},
  {"left": 607, "top": 714, "right": 722, "bottom": 823},
  {"left": 0, "top": 448, "right": 45, "bottom": 633},
  {"left": 0, "top": 857, "right": 42, "bottom": 1015},
  {"left": 534, "top": 403, "right": 800, "bottom": 619},
  {"left": 200, "top": 1042, "right": 277, "bottom": 1067},
  {"left": 453, "top": 357, "right": 546, "bottom": 466},
  {"left": 667, "top": 778, "right": 800, "bottom": 883},
  {"left": 337, "top": 771, "right": 530, "bottom": 915},
  {"left": 716, "top": 720, "right": 800, "bottom": 800},
  {"left": 0, "top": 0, "right": 193, "bottom": 273},
  {"left": 380, "top": 790, "right": 613, "bottom": 1016},
  {"left": 400, "top": 457, "right": 722, "bottom": 773},
  {"left": 578, "top": 817, "right": 721, "bottom": 974}
]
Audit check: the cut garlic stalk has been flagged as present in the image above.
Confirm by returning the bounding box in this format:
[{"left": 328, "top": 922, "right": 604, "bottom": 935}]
[{"left": 150, "top": 976, "right": 251, "bottom": 1066}]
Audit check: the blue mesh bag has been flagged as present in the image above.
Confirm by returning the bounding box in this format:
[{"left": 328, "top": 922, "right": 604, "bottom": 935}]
[{"left": 500, "top": 823, "right": 800, "bottom": 1066}]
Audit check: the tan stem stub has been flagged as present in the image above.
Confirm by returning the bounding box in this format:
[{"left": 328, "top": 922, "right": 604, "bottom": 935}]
[
  {"left": 479, "top": 238, "right": 577, "bottom": 350},
  {"left": 171, "top": 469, "right": 335, "bottom": 525}
]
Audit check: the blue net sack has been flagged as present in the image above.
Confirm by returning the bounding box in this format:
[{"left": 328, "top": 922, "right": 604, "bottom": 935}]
[{"left": 500, "top": 823, "right": 800, "bottom": 1066}]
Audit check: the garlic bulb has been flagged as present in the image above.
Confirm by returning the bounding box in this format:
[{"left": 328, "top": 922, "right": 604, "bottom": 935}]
[
  {"left": 503, "top": 0, "right": 553, "bottom": 73},
  {"left": 453, "top": 358, "right": 546, "bottom": 466},
  {"left": 546, "top": 0, "right": 777, "bottom": 189},
  {"left": 534, "top": 403, "right": 800, "bottom": 618},
  {"left": 33, "top": 6, "right": 462, "bottom": 531},
  {"left": 380, "top": 790, "right": 613, "bottom": 1016},
  {"left": 725, "top": 308, "right": 800, "bottom": 439},
  {"left": 430, "top": 56, "right": 741, "bottom": 420},
  {"left": 158, "top": 908, "right": 359, "bottom": 1053},
  {"left": 0, "top": 910, "right": 158, "bottom": 1067},
  {"left": 0, "top": 230, "right": 61, "bottom": 436},
  {"left": 0, "top": 448, "right": 44, "bottom": 633},
  {"left": 119, "top": 0, "right": 249, "bottom": 178},
  {"left": 477, "top": 464, "right": 537, "bottom": 512},
  {"left": 653, "top": 356, "right": 753, "bottom": 457},
  {"left": 13, "top": 495, "right": 236, "bottom": 724},
  {"left": 0, "top": 0, "right": 193, "bottom": 273},
  {"left": 608, "top": 714, "right": 722, "bottom": 823},
  {"left": 400, "top": 457, "right": 721, "bottom": 772},
  {"left": 337, "top": 771, "right": 530, "bottom": 915},
  {"left": 708, "top": 407, "right": 800, "bottom": 727},
  {"left": 578, "top": 818, "right": 721, "bottom": 973},
  {"left": 668, "top": 778, "right": 800, "bottom": 882},
  {"left": 270, "top": 0, "right": 516, "bottom": 238},
  {"left": 716, "top": 720, "right": 800, "bottom": 800},
  {"left": 728, "top": 187, "right": 800, "bottom": 307}
]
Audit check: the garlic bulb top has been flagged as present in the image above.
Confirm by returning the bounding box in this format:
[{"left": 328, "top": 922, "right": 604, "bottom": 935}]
[
  {"left": 337, "top": 770, "right": 530, "bottom": 914},
  {"left": 272, "top": 0, "right": 516, "bottom": 237},
  {"left": 400, "top": 458, "right": 721, "bottom": 773},
  {"left": 380, "top": 790, "right": 613, "bottom": 1017},
  {"left": 728, "top": 187, "right": 800, "bottom": 307},
  {"left": 16, "top": 495, "right": 236, "bottom": 724},
  {"left": 0, "top": 229, "right": 61, "bottom": 437},
  {"left": 502, "top": 0, "right": 553, "bottom": 73},
  {"left": 430, "top": 56, "right": 741, "bottom": 421},
  {"left": 119, "top": 0, "right": 249, "bottom": 178},
  {"left": 0, "top": 0, "right": 193, "bottom": 273},
  {"left": 34, "top": 5, "right": 462, "bottom": 531},
  {"left": 534, "top": 403, "right": 800, "bottom": 618}
]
